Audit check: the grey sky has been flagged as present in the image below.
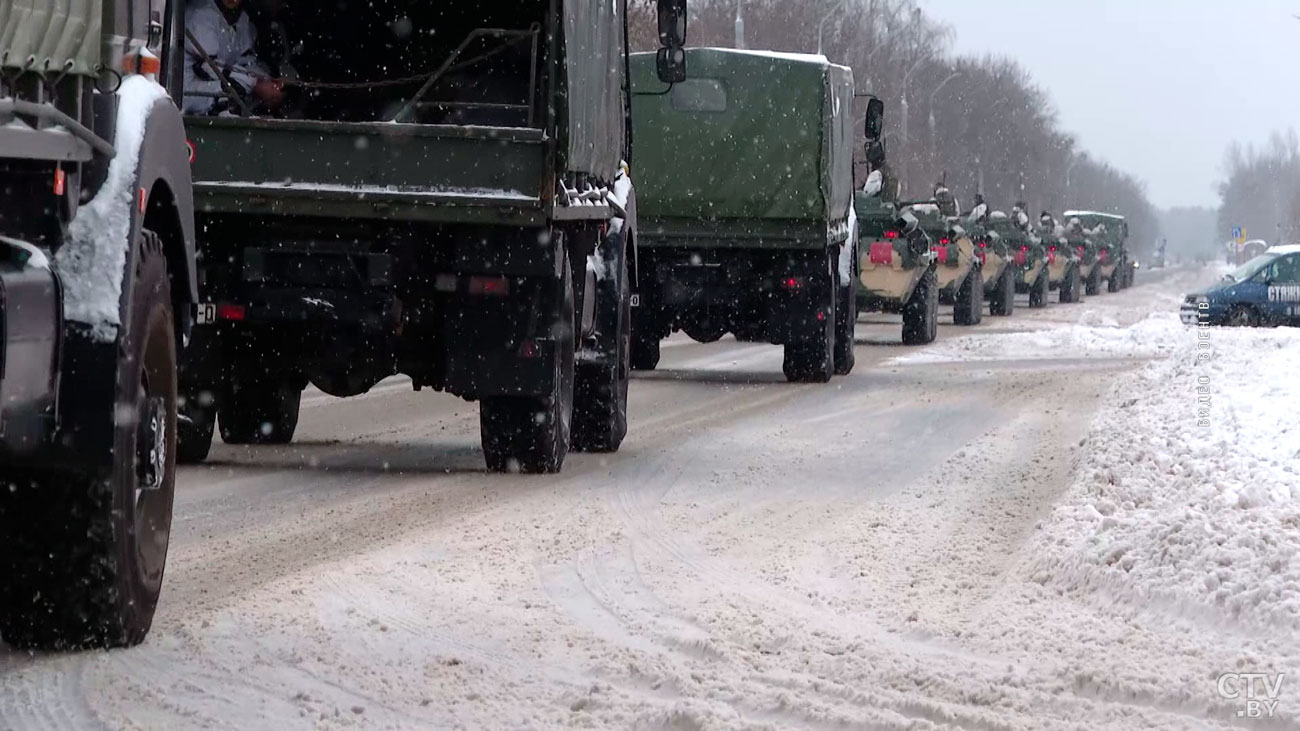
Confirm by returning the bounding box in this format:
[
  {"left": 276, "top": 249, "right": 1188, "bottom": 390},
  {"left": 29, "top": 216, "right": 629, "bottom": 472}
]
[{"left": 917, "top": 0, "right": 1299, "bottom": 210}]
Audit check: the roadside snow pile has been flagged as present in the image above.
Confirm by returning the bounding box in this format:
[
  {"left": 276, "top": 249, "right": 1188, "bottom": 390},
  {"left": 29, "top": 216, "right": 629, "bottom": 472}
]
[
  {"left": 1026, "top": 326, "right": 1300, "bottom": 629},
  {"left": 55, "top": 75, "right": 168, "bottom": 342},
  {"left": 898, "top": 310, "right": 1187, "bottom": 363}
]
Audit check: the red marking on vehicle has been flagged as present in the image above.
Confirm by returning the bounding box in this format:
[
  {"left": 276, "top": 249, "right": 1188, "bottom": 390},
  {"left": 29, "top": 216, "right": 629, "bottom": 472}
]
[
  {"left": 1013, "top": 250, "right": 1027, "bottom": 266},
  {"left": 1098, "top": 249, "right": 1109, "bottom": 263},
  {"left": 186, "top": 139, "right": 197, "bottom": 164},
  {"left": 1078, "top": 245, "right": 1085, "bottom": 258},
  {"left": 935, "top": 246, "right": 949, "bottom": 264},
  {"left": 869, "top": 242, "right": 894, "bottom": 265},
  {"left": 53, "top": 168, "right": 65, "bottom": 196},
  {"left": 139, "top": 187, "right": 148, "bottom": 213},
  {"left": 977, "top": 251, "right": 987, "bottom": 266},
  {"left": 216, "top": 303, "right": 246, "bottom": 321}
]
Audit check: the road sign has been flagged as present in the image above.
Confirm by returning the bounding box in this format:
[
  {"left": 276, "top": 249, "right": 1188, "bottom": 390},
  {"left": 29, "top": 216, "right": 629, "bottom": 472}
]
[{"left": 1232, "top": 226, "right": 1245, "bottom": 243}]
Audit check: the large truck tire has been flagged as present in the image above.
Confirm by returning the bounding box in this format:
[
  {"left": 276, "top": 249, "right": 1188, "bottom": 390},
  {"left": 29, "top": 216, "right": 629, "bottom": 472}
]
[
  {"left": 1029, "top": 270, "right": 1049, "bottom": 309},
  {"left": 1107, "top": 266, "right": 1121, "bottom": 293},
  {"left": 1060, "top": 266, "right": 1082, "bottom": 304},
  {"left": 573, "top": 255, "right": 630, "bottom": 454},
  {"left": 0, "top": 230, "right": 178, "bottom": 650},
  {"left": 953, "top": 268, "right": 983, "bottom": 326},
  {"left": 177, "top": 392, "right": 215, "bottom": 463},
  {"left": 833, "top": 273, "right": 857, "bottom": 376},
  {"left": 1085, "top": 266, "right": 1101, "bottom": 296},
  {"left": 481, "top": 251, "right": 575, "bottom": 473},
  {"left": 902, "top": 268, "right": 939, "bottom": 345},
  {"left": 219, "top": 379, "right": 301, "bottom": 445},
  {"left": 990, "top": 267, "right": 1015, "bottom": 317}
]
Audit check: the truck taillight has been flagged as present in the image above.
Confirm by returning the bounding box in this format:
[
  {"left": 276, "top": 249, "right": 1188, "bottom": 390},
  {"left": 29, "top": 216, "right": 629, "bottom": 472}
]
[
  {"left": 468, "top": 276, "right": 510, "bottom": 296},
  {"left": 779, "top": 276, "right": 804, "bottom": 291},
  {"left": 940, "top": 237, "right": 950, "bottom": 245},
  {"left": 884, "top": 230, "right": 899, "bottom": 239},
  {"left": 216, "top": 303, "right": 246, "bottom": 321}
]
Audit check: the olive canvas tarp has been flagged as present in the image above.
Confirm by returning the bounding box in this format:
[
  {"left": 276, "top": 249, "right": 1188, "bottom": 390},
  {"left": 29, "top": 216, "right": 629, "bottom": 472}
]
[
  {"left": 563, "top": 0, "right": 625, "bottom": 182},
  {"left": 631, "top": 48, "right": 854, "bottom": 224},
  {"left": 0, "top": 0, "right": 101, "bottom": 78}
]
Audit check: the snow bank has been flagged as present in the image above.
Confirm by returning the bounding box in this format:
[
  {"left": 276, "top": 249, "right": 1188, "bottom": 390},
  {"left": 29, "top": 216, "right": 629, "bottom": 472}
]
[
  {"left": 1027, "top": 327, "right": 1300, "bottom": 629},
  {"left": 897, "top": 310, "right": 1187, "bottom": 363},
  {"left": 55, "top": 75, "right": 168, "bottom": 342}
]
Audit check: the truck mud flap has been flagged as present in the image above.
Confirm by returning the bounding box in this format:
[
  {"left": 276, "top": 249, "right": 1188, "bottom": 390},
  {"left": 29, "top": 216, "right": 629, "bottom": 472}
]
[{"left": 0, "top": 246, "right": 61, "bottom": 457}]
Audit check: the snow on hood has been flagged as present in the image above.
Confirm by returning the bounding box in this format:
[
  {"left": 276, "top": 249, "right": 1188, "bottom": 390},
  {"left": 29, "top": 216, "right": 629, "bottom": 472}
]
[{"left": 55, "top": 75, "right": 169, "bottom": 342}]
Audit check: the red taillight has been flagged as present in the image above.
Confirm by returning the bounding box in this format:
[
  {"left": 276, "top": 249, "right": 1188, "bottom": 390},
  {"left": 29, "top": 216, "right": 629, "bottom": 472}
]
[
  {"left": 468, "top": 275, "right": 510, "bottom": 296},
  {"left": 780, "top": 276, "right": 804, "bottom": 291},
  {"left": 884, "top": 230, "right": 899, "bottom": 239},
  {"left": 1078, "top": 246, "right": 1085, "bottom": 257},
  {"left": 1049, "top": 245, "right": 1057, "bottom": 252},
  {"left": 216, "top": 303, "right": 246, "bottom": 321},
  {"left": 940, "top": 237, "right": 950, "bottom": 245},
  {"left": 978, "top": 240, "right": 986, "bottom": 248},
  {"left": 519, "top": 339, "right": 539, "bottom": 358},
  {"left": 869, "top": 242, "right": 894, "bottom": 265},
  {"left": 53, "top": 168, "right": 66, "bottom": 196},
  {"left": 1022, "top": 245, "right": 1029, "bottom": 251}
]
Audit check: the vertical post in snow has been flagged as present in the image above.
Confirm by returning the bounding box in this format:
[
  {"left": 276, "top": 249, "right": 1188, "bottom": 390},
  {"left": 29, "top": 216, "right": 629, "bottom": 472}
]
[{"left": 735, "top": 0, "right": 745, "bottom": 49}]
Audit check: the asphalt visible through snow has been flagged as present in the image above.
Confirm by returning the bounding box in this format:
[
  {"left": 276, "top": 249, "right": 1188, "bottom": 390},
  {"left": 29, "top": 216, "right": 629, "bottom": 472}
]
[{"left": 4, "top": 266, "right": 1257, "bottom": 730}]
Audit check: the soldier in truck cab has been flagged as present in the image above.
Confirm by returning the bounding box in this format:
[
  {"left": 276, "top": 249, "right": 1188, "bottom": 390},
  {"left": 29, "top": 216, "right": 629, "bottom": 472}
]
[{"left": 183, "top": 0, "right": 285, "bottom": 115}]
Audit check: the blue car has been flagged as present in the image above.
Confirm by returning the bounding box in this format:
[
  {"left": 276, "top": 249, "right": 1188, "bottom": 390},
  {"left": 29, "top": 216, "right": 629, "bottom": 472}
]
[{"left": 1181, "top": 245, "right": 1300, "bottom": 326}]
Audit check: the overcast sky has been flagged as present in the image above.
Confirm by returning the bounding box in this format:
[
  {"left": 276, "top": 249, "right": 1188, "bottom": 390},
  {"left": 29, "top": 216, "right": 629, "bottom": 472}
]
[{"left": 917, "top": 0, "right": 1300, "bottom": 210}]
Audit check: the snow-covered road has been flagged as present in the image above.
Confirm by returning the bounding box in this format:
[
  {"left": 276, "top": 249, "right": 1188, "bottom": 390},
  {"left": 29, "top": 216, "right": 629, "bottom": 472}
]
[{"left": 4, "top": 266, "right": 1297, "bottom": 730}]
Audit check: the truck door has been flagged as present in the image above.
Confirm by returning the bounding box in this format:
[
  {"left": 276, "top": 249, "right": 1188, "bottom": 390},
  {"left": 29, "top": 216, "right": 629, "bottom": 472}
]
[{"left": 1264, "top": 254, "right": 1300, "bottom": 324}]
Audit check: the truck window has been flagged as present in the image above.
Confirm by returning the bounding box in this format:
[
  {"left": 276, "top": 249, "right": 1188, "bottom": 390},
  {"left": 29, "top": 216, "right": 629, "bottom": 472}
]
[{"left": 670, "top": 79, "right": 729, "bottom": 113}]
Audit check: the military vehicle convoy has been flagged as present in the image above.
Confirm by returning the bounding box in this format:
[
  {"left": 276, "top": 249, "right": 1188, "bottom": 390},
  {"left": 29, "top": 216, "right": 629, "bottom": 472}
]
[
  {"left": 628, "top": 48, "right": 866, "bottom": 382},
  {"left": 1064, "top": 210, "right": 1132, "bottom": 292},
  {"left": 177, "top": 1, "right": 690, "bottom": 473},
  {"left": 1, "top": 0, "right": 197, "bottom": 649}
]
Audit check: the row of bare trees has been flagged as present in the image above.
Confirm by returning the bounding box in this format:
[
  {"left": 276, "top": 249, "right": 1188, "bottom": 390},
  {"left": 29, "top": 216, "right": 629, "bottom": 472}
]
[
  {"left": 630, "top": 0, "right": 1157, "bottom": 256},
  {"left": 1217, "top": 130, "right": 1300, "bottom": 251}
]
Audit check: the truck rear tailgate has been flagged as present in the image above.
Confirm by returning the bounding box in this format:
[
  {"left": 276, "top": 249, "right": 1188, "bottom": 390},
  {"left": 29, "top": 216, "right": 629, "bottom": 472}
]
[{"left": 187, "top": 118, "right": 548, "bottom": 225}]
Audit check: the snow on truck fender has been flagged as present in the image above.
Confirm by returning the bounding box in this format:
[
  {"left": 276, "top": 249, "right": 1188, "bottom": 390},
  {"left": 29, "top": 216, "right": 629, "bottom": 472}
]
[{"left": 54, "top": 76, "right": 198, "bottom": 342}]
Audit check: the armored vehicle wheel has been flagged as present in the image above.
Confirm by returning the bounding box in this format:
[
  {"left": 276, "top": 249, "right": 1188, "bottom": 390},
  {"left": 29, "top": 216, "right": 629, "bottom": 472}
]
[
  {"left": 1060, "top": 266, "right": 1082, "bottom": 304},
  {"left": 1085, "top": 266, "right": 1101, "bottom": 296},
  {"left": 833, "top": 276, "right": 857, "bottom": 376},
  {"left": 630, "top": 331, "right": 660, "bottom": 371},
  {"left": 177, "top": 396, "right": 215, "bottom": 464},
  {"left": 902, "top": 268, "right": 939, "bottom": 345},
  {"left": 1029, "top": 270, "right": 1049, "bottom": 308},
  {"left": 953, "top": 269, "right": 983, "bottom": 326},
  {"left": 990, "top": 267, "right": 1015, "bottom": 317},
  {"left": 0, "top": 230, "right": 177, "bottom": 650},
  {"left": 573, "top": 255, "right": 631, "bottom": 454},
  {"left": 481, "top": 252, "right": 575, "bottom": 473},
  {"left": 219, "top": 379, "right": 301, "bottom": 445},
  {"left": 1108, "top": 267, "right": 1121, "bottom": 293}
]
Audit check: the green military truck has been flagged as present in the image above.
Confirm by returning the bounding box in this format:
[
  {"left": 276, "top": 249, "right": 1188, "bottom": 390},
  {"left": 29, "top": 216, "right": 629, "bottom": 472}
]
[
  {"left": 909, "top": 187, "right": 983, "bottom": 326},
  {"left": 1064, "top": 210, "right": 1132, "bottom": 292},
  {"left": 628, "top": 48, "right": 863, "bottom": 382},
  {"left": 856, "top": 161, "right": 938, "bottom": 344},
  {"left": 177, "top": 2, "right": 689, "bottom": 474},
  {"left": 1, "top": 0, "right": 197, "bottom": 649},
  {"left": 1040, "top": 212, "right": 1084, "bottom": 303}
]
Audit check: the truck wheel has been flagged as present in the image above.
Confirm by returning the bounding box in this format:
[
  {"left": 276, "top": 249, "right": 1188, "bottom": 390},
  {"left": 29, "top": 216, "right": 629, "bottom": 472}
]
[
  {"left": 0, "top": 230, "right": 177, "bottom": 650},
  {"left": 991, "top": 267, "right": 1015, "bottom": 317},
  {"left": 572, "top": 255, "right": 630, "bottom": 454},
  {"left": 1029, "top": 270, "right": 1049, "bottom": 309},
  {"left": 219, "top": 379, "right": 301, "bottom": 445},
  {"left": 783, "top": 277, "right": 834, "bottom": 384},
  {"left": 177, "top": 394, "right": 215, "bottom": 464},
  {"left": 1060, "top": 266, "right": 1079, "bottom": 304},
  {"left": 1085, "top": 266, "right": 1101, "bottom": 296},
  {"left": 481, "top": 251, "right": 575, "bottom": 473},
  {"left": 953, "top": 268, "right": 983, "bottom": 326},
  {"left": 902, "top": 268, "right": 938, "bottom": 345},
  {"left": 1107, "top": 267, "right": 1121, "bottom": 293},
  {"left": 833, "top": 275, "right": 857, "bottom": 376}
]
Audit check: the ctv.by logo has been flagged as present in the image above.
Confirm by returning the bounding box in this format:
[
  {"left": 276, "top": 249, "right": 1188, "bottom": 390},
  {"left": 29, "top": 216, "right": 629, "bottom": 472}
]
[{"left": 1218, "top": 672, "right": 1285, "bottom": 719}]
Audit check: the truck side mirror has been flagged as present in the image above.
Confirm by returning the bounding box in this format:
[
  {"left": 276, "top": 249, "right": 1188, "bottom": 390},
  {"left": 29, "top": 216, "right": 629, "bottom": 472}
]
[
  {"left": 864, "top": 97, "right": 884, "bottom": 141},
  {"left": 657, "top": 0, "right": 688, "bottom": 48},
  {"left": 656, "top": 47, "right": 687, "bottom": 84}
]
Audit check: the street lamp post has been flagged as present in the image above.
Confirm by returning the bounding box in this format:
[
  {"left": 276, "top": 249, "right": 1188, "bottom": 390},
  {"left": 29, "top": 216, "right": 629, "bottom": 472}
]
[
  {"left": 926, "top": 71, "right": 962, "bottom": 139},
  {"left": 735, "top": 0, "right": 745, "bottom": 49},
  {"left": 817, "top": 0, "right": 849, "bottom": 56},
  {"left": 899, "top": 55, "right": 929, "bottom": 195},
  {"left": 1064, "top": 157, "right": 1079, "bottom": 200}
]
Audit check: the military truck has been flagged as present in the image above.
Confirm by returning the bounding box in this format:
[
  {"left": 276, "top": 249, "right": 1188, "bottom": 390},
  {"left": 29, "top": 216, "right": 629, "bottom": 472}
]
[
  {"left": 1040, "top": 213, "right": 1084, "bottom": 303},
  {"left": 909, "top": 186, "right": 983, "bottom": 326},
  {"left": 1064, "top": 210, "right": 1131, "bottom": 292},
  {"left": 1063, "top": 217, "right": 1104, "bottom": 296},
  {"left": 628, "top": 48, "right": 863, "bottom": 382},
  {"left": 176, "top": 1, "right": 689, "bottom": 473},
  {"left": 1, "top": 0, "right": 197, "bottom": 649},
  {"left": 856, "top": 143, "right": 938, "bottom": 345}
]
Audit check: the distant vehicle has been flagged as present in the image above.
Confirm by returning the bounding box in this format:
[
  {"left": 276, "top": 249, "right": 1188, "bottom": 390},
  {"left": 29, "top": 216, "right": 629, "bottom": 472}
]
[
  {"left": 1181, "top": 245, "right": 1300, "bottom": 327},
  {"left": 969, "top": 204, "right": 1047, "bottom": 310},
  {"left": 1039, "top": 214, "right": 1084, "bottom": 303},
  {"left": 910, "top": 189, "right": 984, "bottom": 326},
  {"left": 1064, "top": 211, "right": 1132, "bottom": 292},
  {"left": 630, "top": 48, "right": 863, "bottom": 381},
  {"left": 856, "top": 191, "right": 940, "bottom": 345}
]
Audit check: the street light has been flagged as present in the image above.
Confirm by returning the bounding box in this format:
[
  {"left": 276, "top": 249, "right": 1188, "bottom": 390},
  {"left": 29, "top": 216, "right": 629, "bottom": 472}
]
[
  {"left": 1064, "top": 157, "right": 1079, "bottom": 201},
  {"left": 817, "top": 0, "right": 849, "bottom": 55},
  {"left": 735, "top": 0, "right": 745, "bottom": 49},
  {"left": 926, "top": 71, "right": 962, "bottom": 139},
  {"left": 899, "top": 55, "right": 929, "bottom": 194}
]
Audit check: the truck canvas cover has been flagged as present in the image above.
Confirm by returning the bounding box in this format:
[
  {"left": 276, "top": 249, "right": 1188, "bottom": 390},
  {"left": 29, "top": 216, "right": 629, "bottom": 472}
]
[
  {"left": 631, "top": 48, "right": 854, "bottom": 225},
  {"left": 0, "top": 0, "right": 101, "bottom": 77}
]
